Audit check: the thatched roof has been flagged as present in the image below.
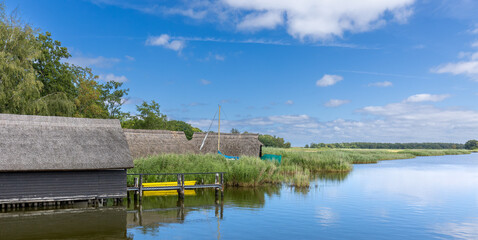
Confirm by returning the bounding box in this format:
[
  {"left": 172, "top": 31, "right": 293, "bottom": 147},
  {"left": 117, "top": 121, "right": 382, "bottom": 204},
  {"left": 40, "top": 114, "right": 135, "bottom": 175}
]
[
  {"left": 190, "top": 132, "right": 262, "bottom": 157},
  {"left": 124, "top": 129, "right": 198, "bottom": 159},
  {"left": 0, "top": 114, "right": 133, "bottom": 171}
]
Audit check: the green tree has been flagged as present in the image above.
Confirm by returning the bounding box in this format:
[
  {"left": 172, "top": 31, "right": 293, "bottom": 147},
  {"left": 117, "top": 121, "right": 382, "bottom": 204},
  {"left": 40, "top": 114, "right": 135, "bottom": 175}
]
[
  {"left": 258, "top": 134, "right": 291, "bottom": 148},
  {"left": 0, "top": 4, "right": 128, "bottom": 119},
  {"left": 231, "top": 128, "right": 240, "bottom": 134},
  {"left": 121, "top": 100, "right": 201, "bottom": 139},
  {"left": 72, "top": 66, "right": 108, "bottom": 118},
  {"left": 165, "top": 120, "right": 202, "bottom": 140},
  {"left": 32, "top": 32, "right": 77, "bottom": 116},
  {"left": 464, "top": 140, "right": 478, "bottom": 150},
  {"left": 0, "top": 5, "right": 44, "bottom": 115},
  {"left": 100, "top": 80, "right": 129, "bottom": 118},
  {"left": 121, "top": 100, "right": 167, "bottom": 129}
]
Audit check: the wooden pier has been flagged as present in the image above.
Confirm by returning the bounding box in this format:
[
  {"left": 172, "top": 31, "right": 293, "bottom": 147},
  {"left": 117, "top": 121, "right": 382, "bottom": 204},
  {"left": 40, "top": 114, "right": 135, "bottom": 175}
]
[{"left": 127, "top": 172, "right": 225, "bottom": 202}]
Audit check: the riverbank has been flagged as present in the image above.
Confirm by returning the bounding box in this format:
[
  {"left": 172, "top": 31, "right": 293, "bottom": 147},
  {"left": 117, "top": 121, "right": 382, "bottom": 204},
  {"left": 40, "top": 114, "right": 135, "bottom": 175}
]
[
  {"left": 128, "top": 148, "right": 472, "bottom": 187},
  {"left": 264, "top": 148, "right": 472, "bottom": 164}
]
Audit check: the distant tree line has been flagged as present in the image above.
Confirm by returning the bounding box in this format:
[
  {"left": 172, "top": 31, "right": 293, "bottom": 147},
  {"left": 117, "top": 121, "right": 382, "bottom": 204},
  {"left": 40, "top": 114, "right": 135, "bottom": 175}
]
[
  {"left": 305, "top": 142, "right": 466, "bottom": 149},
  {"left": 259, "top": 135, "right": 291, "bottom": 148},
  {"left": 0, "top": 3, "right": 200, "bottom": 138},
  {"left": 464, "top": 140, "right": 478, "bottom": 150}
]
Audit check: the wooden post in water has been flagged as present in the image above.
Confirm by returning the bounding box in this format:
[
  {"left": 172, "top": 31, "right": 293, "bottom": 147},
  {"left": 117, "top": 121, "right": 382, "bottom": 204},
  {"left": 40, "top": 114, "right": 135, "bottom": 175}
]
[
  {"left": 220, "top": 173, "right": 224, "bottom": 200},
  {"left": 177, "top": 174, "right": 183, "bottom": 199},
  {"left": 215, "top": 173, "right": 219, "bottom": 203},
  {"left": 138, "top": 175, "right": 143, "bottom": 202},
  {"left": 133, "top": 177, "right": 138, "bottom": 203},
  {"left": 177, "top": 174, "right": 185, "bottom": 199},
  {"left": 181, "top": 174, "right": 185, "bottom": 199}
]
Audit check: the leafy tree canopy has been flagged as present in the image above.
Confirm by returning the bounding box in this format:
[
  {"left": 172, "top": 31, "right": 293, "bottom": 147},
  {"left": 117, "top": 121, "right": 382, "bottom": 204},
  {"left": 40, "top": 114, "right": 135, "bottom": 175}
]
[
  {"left": 121, "top": 100, "right": 202, "bottom": 139},
  {"left": 464, "top": 140, "right": 478, "bottom": 150},
  {"left": 259, "top": 134, "right": 291, "bottom": 148},
  {"left": 0, "top": 4, "right": 128, "bottom": 118}
]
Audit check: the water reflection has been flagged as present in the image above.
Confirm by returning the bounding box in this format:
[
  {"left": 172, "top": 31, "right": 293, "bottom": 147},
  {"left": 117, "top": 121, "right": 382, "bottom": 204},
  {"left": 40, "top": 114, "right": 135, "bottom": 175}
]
[
  {"left": 127, "top": 199, "right": 224, "bottom": 229},
  {"left": 314, "top": 171, "right": 350, "bottom": 183},
  {"left": 0, "top": 206, "right": 129, "bottom": 240},
  {"left": 3, "top": 154, "right": 478, "bottom": 239},
  {"left": 433, "top": 218, "right": 478, "bottom": 239}
]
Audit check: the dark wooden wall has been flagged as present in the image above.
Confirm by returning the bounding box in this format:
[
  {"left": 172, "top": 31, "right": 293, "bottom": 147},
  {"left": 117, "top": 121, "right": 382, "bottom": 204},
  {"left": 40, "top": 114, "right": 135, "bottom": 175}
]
[{"left": 0, "top": 170, "right": 126, "bottom": 203}]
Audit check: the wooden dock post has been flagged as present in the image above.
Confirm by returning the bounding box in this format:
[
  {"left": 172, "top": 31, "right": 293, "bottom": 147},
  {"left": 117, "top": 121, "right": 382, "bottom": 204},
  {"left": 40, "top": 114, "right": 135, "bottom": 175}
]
[
  {"left": 181, "top": 174, "right": 185, "bottom": 199},
  {"left": 138, "top": 174, "right": 143, "bottom": 202},
  {"left": 220, "top": 172, "right": 224, "bottom": 200},
  {"left": 215, "top": 173, "right": 219, "bottom": 203},
  {"left": 133, "top": 177, "right": 138, "bottom": 202},
  {"left": 177, "top": 174, "right": 185, "bottom": 199}
]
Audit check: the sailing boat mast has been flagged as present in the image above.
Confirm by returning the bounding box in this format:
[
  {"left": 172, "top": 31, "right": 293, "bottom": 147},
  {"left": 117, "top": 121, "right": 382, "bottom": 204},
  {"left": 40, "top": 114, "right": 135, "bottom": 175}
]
[{"left": 218, "top": 105, "right": 221, "bottom": 152}]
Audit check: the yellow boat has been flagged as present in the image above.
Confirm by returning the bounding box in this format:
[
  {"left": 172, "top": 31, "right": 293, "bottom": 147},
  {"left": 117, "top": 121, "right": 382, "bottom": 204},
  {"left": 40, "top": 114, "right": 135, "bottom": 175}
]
[
  {"left": 142, "top": 181, "right": 197, "bottom": 197},
  {"left": 142, "top": 181, "right": 197, "bottom": 187}
]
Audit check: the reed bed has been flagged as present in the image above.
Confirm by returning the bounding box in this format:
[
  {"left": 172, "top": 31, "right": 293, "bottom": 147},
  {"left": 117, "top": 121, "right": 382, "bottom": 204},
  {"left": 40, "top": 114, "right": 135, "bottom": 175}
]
[
  {"left": 128, "top": 148, "right": 472, "bottom": 188},
  {"left": 264, "top": 148, "right": 472, "bottom": 164},
  {"left": 128, "top": 154, "right": 284, "bottom": 187}
]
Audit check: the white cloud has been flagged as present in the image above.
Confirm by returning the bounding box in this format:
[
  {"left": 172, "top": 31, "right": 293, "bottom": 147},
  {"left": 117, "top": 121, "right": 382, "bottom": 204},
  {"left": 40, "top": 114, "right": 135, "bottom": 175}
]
[
  {"left": 433, "top": 44, "right": 478, "bottom": 80},
  {"left": 469, "top": 25, "right": 478, "bottom": 34},
  {"left": 200, "top": 79, "right": 211, "bottom": 85},
  {"left": 237, "top": 10, "right": 284, "bottom": 31},
  {"left": 146, "top": 34, "right": 185, "bottom": 51},
  {"left": 316, "top": 74, "right": 343, "bottom": 87},
  {"left": 404, "top": 93, "right": 450, "bottom": 103},
  {"left": 224, "top": 0, "right": 415, "bottom": 40},
  {"left": 285, "top": 100, "right": 294, "bottom": 105},
  {"left": 96, "top": 0, "right": 415, "bottom": 41},
  {"left": 368, "top": 81, "right": 393, "bottom": 87},
  {"left": 122, "top": 97, "right": 142, "bottom": 105},
  {"left": 215, "top": 54, "right": 225, "bottom": 61},
  {"left": 125, "top": 55, "right": 135, "bottom": 61},
  {"left": 67, "top": 56, "right": 120, "bottom": 68},
  {"left": 324, "top": 99, "right": 350, "bottom": 107},
  {"left": 163, "top": 8, "right": 208, "bottom": 19},
  {"left": 432, "top": 56, "right": 478, "bottom": 80},
  {"left": 99, "top": 73, "right": 128, "bottom": 83}
]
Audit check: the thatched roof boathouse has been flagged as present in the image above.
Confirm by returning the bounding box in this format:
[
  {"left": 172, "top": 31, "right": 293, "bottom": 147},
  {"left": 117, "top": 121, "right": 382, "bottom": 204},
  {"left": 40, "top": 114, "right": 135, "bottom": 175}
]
[
  {"left": 124, "top": 130, "right": 263, "bottom": 159},
  {"left": 191, "top": 132, "right": 263, "bottom": 157},
  {"left": 0, "top": 114, "right": 133, "bottom": 205},
  {"left": 124, "top": 129, "right": 198, "bottom": 159}
]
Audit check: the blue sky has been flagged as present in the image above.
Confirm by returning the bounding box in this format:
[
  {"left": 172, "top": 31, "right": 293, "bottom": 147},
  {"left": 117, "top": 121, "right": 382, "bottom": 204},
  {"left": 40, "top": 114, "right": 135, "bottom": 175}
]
[{"left": 6, "top": 0, "right": 478, "bottom": 146}]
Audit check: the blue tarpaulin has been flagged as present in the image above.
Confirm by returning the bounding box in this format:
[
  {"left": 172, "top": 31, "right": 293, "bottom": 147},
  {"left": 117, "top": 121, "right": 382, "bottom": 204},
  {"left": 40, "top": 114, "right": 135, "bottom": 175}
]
[{"left": 218, "top": 151, "right": 239, "bottom": 160}]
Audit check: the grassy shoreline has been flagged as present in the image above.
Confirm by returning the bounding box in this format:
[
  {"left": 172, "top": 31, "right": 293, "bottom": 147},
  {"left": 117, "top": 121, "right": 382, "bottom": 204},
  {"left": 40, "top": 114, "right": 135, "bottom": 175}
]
[{"left": 128, "top": 148, "right": 473, "bottom": 187}]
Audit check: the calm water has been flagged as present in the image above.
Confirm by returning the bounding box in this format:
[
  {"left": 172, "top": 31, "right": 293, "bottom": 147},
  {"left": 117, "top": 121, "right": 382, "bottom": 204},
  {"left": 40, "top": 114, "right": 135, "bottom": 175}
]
[{"left": 2, "top": 153, "right": 478, "bottom": 239}]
